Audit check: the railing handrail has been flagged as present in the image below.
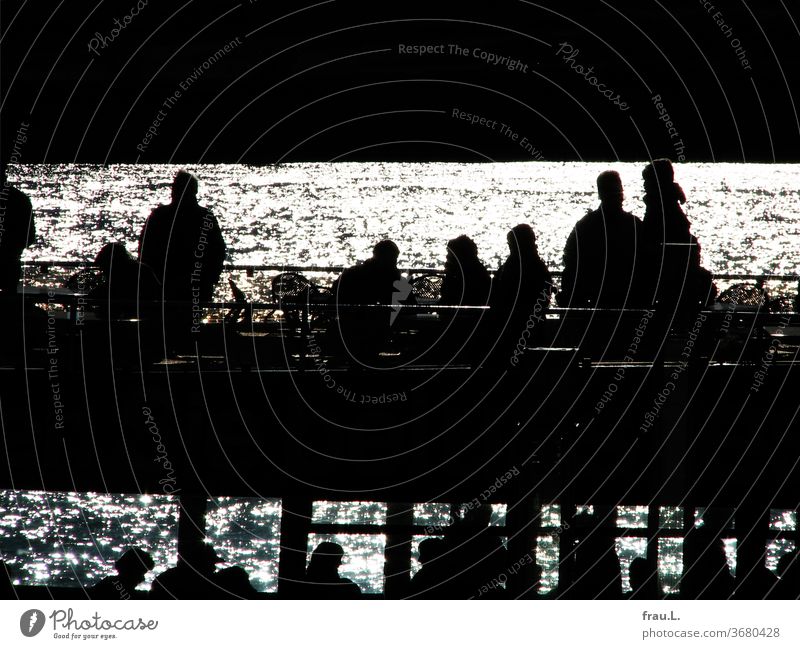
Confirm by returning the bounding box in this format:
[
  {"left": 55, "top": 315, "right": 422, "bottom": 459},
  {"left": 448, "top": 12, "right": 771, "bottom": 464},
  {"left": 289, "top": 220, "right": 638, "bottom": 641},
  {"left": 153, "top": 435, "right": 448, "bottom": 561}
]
[{"left": 19, "top": 260, "right": 800, "bottom": 281}]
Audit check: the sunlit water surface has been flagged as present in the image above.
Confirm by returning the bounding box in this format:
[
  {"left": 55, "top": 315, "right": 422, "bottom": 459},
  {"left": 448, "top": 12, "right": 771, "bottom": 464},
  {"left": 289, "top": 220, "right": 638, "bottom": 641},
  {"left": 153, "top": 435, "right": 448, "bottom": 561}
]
[{"left": 3, "top": 162, "right": 798, "bottom": 594}]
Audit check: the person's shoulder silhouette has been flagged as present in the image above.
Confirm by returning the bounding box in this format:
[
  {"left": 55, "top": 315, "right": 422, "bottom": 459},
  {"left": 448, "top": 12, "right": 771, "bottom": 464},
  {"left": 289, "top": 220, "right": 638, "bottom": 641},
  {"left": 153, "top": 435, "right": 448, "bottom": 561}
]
[{"left": 213, "top": 566, "right": 258, "bottom": 599}]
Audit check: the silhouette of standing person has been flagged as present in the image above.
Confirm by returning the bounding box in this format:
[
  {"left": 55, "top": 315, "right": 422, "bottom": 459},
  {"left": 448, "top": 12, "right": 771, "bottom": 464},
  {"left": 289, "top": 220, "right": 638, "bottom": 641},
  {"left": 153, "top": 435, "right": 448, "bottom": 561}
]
[
  {"left": 296, "top": 542, "right": 361, "bottom": 599},
  {"left": 640, "top": 159, "right": 715, "bottom": 315},
  {"left": 89, "top": 548, "right": 154, "bottom": 599},
  {"left": 0, "top": 163, "right": 35, "bottom": 293},
  {"left": 491, "top": 224, "right": 553, "bottom": 361},
  {"left": 559, "top": 170, "right": 643, "bottom": 308},
  {"left": 138, "top": 170, "right": 226, "bottom": 348}
]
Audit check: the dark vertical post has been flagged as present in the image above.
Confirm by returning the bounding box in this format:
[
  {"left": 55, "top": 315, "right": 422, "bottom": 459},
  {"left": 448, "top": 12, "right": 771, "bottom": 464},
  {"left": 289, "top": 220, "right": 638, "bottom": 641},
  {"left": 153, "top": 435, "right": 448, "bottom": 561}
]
[
  {"left": 176, "top": 493, "right": 207, "bottom": 563},
  {"left": 505, "top": 468, "right": 541, "bottom": 598},
  {"left": 277, "top": 496, "right": 313, "bottom": 597},
  {"left": 384, "top": 502, "right": 413, "bottom": 599}
]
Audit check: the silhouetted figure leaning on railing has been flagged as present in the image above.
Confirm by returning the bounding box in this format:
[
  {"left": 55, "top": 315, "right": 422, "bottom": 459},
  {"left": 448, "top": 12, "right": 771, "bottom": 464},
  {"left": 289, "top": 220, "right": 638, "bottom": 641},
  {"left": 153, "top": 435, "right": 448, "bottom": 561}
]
[
  {"left": 559, "top": 170, "right": 643, "bottom": 308},
  {"left": 138, "top": 170, "right": 226, "bottom": 351},
  {"left": 491, "top": 224, "right": 553, "bottom": 364},
  {"left": 330, "top": 240, "right": 411, "bottom": 363},
  {"left": 0, "top": 163, "right": 35, "bottom": 294},
  {"left": 640, "top": 159, "right": 716, "bottom": 317},
  {"left": 89, "top": 243, "right": 161, "bottom": 320},
  {"left": 295, "top": 542, "right": 361, "bottom": 599},
  {"left": 89, "top": 547, "right": 154, "bottom": 600}
]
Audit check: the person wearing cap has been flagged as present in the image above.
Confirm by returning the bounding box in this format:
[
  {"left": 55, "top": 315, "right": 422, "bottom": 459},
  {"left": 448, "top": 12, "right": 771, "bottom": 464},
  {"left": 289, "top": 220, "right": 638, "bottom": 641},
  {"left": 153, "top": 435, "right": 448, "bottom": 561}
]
[{"left": 559, "top": 170, "right": 643, "bottom": 308}]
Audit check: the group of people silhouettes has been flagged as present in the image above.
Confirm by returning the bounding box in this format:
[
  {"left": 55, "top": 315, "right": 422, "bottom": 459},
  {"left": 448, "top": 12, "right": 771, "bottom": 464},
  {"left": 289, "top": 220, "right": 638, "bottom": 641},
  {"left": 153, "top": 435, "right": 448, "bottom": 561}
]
[
  {"left": 3, "top": 505, "right": 797, "bottom": 599},
  {"left": 0, "top": 158, "right": 729, "bottom": 361}
]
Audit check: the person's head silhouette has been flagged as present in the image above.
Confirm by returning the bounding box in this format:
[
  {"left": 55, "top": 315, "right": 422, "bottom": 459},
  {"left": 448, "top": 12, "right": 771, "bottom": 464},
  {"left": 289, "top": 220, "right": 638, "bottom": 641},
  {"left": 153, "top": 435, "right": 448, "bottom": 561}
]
[
  {"left": 94, "top": 243, "right": 135, "bottom": 275},
  {"left": 180, "top": 542, "right": 221, "bottom": 576},
  {"left": 446, "top": 235, "right": 479, "bottom": 266},
  {"left": 171, "top": 170, "right": 199, "bottom": 206},
  {"left": 307, "top": 541, "right": 346, "bottom": 580},
  {"left": 372, "top": 240, "right": 400, "bottom": 268},
  {"left": 642, "top": 158, "right": 685, "bottom": 204},
  {"left": 418, "top": 538, "right": 446, "bottom": 565},
  {"left": 507, "top": 224, "right": 537, "bottom": 257},
  {"left": 597, "top": 170, "right": 624, "bottom": 210}
]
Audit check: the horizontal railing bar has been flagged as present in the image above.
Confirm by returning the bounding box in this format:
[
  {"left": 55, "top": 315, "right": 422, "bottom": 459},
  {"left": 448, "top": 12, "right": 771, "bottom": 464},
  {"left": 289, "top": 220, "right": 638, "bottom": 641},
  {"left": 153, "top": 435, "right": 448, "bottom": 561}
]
[{"left": 19, "top": 261, "right": 800, "bottom": 281}]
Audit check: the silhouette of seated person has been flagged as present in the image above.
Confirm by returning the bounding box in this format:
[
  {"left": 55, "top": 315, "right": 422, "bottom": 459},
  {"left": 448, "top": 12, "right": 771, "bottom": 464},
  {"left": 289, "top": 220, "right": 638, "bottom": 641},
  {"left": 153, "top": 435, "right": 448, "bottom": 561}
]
[
  {"left": 680, "top": 526, "right": 735, "bottom": 599},
  {"left": 628, "top": 556, "right": 661, "bottom": 600},
  {"left": 491, "top": 224, "right": 553, "bottom": 359},
  {"left": 296, "top": 542, "right": 361, "bottom": 599},
  {"left": 441, "top": 235, "right": 492, "bottom": 306},
  {"left": 88, "top": 243, "right": 161, "bottom": 320},
  {"left": 150, "top": 542, "right": 221, "bottom": 599},
  {"left": 0, "top": 163, "right": 35, "bottom": 294},
  {"left": 442, "top": 504, "right": 508, "bottom": 599},
  {"left": 138, "top": 170, "right": 226, "bottom": 347},
  {"left": 561, "top": 514, "right": 622, "bottom": 599},
  {"left": 330, "top": 240, "right": 409, "bottom": 361},
  {"left": 640, "top": 159, "right": 716, "bottom": 316},
  {"left": 407, "top": 538, "right": 449, "bottom": 599},
  {"left": 213, "top": 566, "right": 258, "bottom": 599},
  {"left": 774, "top": 550, "right": 799, "bottom": 599},
  {"left": 559, "top": 171, "right": 643, "bottom": 308},
  {"left": 89, "top": 547, "right": 154, "bottom": 599}
]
